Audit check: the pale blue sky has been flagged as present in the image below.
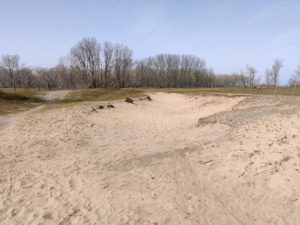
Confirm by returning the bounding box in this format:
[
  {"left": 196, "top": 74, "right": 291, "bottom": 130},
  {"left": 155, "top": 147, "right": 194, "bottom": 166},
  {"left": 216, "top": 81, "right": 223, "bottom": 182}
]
[{"left": 0, "top": 0, "right": 299, "bottom": 84}]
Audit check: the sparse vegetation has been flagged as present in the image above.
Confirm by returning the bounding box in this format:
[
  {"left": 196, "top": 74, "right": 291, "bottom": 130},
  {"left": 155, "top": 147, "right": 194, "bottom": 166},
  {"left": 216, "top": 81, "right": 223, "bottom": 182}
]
[
  {"left": 43, "top": 88, "right": 145, "bottom": 110},
  {"left": 149, "top": 87, "right": 300, "bottom": 96},
  {"left": 64, "top": 88, "right": 145, "bottom": 102},
  {"left": 2, "top": 86, "right": 300, "bottom": 115},
  {"left": 0, "top": 88, "right": 45, "bottom": 115}
]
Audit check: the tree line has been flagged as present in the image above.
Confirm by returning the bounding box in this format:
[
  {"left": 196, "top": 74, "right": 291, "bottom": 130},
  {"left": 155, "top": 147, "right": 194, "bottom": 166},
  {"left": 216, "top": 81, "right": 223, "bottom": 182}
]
[{"left": 0, "top": 37, "right": 299, "bottom": 90}]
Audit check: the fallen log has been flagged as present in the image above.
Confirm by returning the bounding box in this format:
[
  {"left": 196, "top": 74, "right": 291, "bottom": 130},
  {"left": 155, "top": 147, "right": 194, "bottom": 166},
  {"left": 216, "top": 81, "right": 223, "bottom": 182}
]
[{"left": 125, "top": 97, "right": 134, "bottom": 104}]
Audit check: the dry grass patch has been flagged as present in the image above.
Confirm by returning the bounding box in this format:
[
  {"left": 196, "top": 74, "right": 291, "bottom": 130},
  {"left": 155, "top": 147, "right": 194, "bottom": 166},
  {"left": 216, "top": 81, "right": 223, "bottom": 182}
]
[
  {"left": 64, "top": 88, "right": 145, "bottom": 102},
  {"left": 45, "top": 88, "right": 146, "bottom": 110},
  {"left": 0, "top": 88, "right": 45, "bottom": 115},
  {"left": 147, "top": 87, "right": 300, "bottom": 96}
]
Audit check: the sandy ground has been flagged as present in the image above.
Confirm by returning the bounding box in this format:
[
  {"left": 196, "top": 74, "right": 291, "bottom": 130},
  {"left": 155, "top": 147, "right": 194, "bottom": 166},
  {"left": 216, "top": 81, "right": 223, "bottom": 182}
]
[
  {"left": 0, "top": 92, "right": 300, "bottom": 225},
  {"left": 43, "top": 90, "right": 70, "bottom": 102}
]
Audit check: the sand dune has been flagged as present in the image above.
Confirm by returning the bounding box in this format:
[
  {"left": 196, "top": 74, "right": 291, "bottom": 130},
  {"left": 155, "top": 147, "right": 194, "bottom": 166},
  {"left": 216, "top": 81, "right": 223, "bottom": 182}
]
[{"left": 0, "top": 92, "right": 300, "bottom": 225}]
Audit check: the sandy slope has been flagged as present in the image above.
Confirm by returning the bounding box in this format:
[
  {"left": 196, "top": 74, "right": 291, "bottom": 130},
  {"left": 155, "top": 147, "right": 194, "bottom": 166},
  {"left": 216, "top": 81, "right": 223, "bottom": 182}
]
[{"left": 0, "top": 92, "right": 300, "bottom": 225}]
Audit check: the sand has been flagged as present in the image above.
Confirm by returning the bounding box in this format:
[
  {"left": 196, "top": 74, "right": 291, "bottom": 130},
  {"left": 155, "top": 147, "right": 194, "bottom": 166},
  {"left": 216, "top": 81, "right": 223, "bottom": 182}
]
[
  {"left": 43, "top": 90, "right": 70, "bottom": 102},
  {"left": 0, "top": 92, "right": 300, "bottom": 225}
]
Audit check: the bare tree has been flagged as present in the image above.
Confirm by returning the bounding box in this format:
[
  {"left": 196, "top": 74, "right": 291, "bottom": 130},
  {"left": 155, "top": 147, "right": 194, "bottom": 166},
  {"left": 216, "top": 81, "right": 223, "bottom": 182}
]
[
  {"left": 1, "top": 55, "right": 20, "bottom": 91},
  {"left": 70, "top": 38, "right": 101, "bottom": 88},
  {"left": 18, "top": 67, "right": 36, "bottom": 88},
  {"left": 0, "top": 66, "right": 7, "bottom": 87},
  {"left": 165, "top": 54, "right": 180, "bottom": 87},
  {"left": 55, "top": 57, "right": 71, "bottom": 89},
  {"left": 289, "top": 64, "right": 300, "bottom": 96},
  {"left": 35, "top": 68, "right": 57, "bottom": 90},
  {"left": 240, "top": 70, "right": 247, "bottom": 89},
  {"left": 134, "top": 54, "right": 208, "bottom": 88},
  {"left": 270, "top": 59, "right": 283, "bottom": 95},
  {"left": 246, "top": 65, "right": 257, "bottom": 88},
  {"left": 121, "top": 46, "right": 133, "bottom": 88},
  {"left": 265, "top": 69, "right": 272, "bottom": 87},
  {"left": 114, "top": 44, "right": 133, "bottom": 88},
  {"left": 191, "top": 57, "right": 206, "bottom": 87},
  {"left": 114, "top": 44, "right": 122, "bottom": 88},
  {"left": 103, "top": 42, "right": 114, "bottom": 88},
  {"left": 207, "top": 68, "right": 215, "bottom": 88},
  {"left": 2, "top": 38, "right": 290, "bottom": 91}
]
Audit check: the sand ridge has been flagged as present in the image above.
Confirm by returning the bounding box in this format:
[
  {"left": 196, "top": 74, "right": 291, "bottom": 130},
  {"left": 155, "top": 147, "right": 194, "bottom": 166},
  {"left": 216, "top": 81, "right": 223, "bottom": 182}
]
[{"left": 0, "top": 92, "right": 300, "bottom": 225}]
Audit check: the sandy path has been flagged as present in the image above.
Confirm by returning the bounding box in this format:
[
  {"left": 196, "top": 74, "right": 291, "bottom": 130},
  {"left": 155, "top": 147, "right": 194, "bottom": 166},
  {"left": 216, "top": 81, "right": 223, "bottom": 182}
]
[
  {"left": 43, "top": 90, "right": 70, "bottom": 102},
  {"left": 0, "top": 93, "right": 299, "bottom": 225}
]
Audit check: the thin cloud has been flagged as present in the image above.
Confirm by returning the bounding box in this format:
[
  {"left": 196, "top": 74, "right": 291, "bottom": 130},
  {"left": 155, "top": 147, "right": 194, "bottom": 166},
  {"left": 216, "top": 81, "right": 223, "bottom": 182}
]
[{"left": 246, "top": 1, "right": 286, "bottom": 24}]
